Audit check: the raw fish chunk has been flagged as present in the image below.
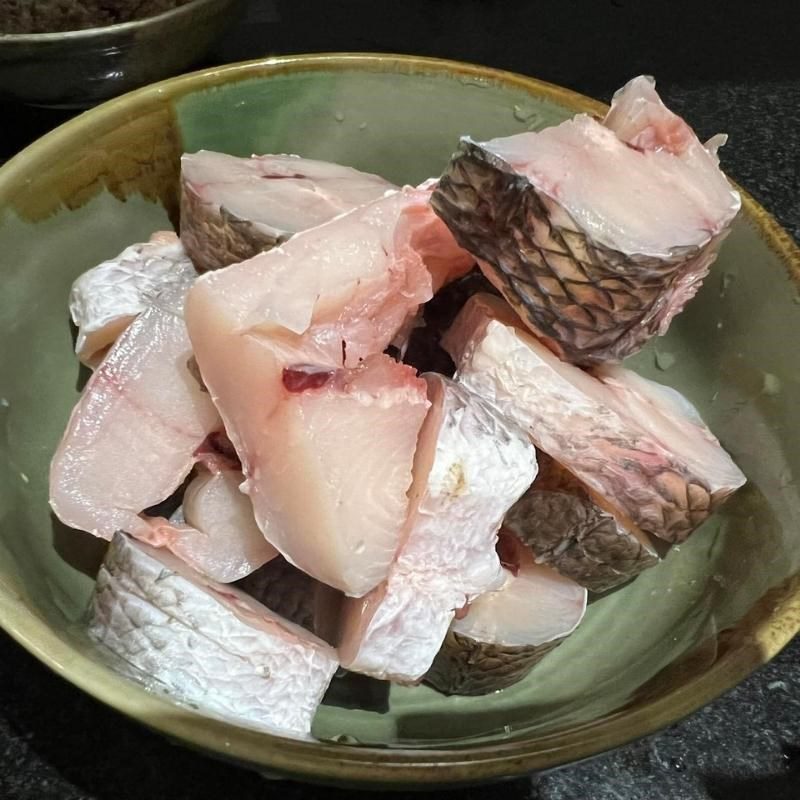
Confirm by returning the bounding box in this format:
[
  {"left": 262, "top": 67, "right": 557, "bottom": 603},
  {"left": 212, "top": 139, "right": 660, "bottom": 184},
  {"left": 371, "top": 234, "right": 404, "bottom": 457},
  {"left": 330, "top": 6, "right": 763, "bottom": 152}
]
[
  {"left": 147, "top": 463, "right": 278, "bottom": 583},
  {"left": 338, "top": 374, "right": 536, "bottom": 682},
  {"left": 255, "top": 355, "right": 429, "bottom": 596},
  {"left": 504, "top": 452, "right": 659, "bottom": 592},
  {"left": 426, "top": 533, "right": 586, "bottom": 695},
  {"left": 186, "top": 188, "right": 461, "bottom": 595},
  {"left": 180, "top": 151, "right": 396, "bottom": 270},
  {"left": 50, "top": 278, "right": 220, "bottom": 541},
  {"left": 432, "top": 76, "right": 741, "bottom": 364},
  {"left": 89, "top": 534, "right": 338, "bottom": 739},
  {"left": 69, "top": 231, "right": 196, "bottom": 367},
  {"left": 443, "top": 294, "right": 745, "bottom": 542}
]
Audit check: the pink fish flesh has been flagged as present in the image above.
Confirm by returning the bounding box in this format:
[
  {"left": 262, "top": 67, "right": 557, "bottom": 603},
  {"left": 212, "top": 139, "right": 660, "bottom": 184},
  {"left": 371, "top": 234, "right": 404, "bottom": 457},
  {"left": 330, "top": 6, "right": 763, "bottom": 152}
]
[
  {"left": 337, "top": 373, "right": 537, "bottom": 682},
  {"left": 186, "top": 188, "right": 463, "bottom": 595},
  {"left": 249, "top": 354, "right": 429, "bottom": 596},
  {"left": 50, "top": 278, "right": 220, "bottom": 541},
  {"left": 180, "top": 151, "right": 397, "bottom": 271},
  {"left": 146, "top": 463, "right": 278, "bottom": 583},
  {"left": 425, "top": 532, "right": 587, "bottom": 695},
  {"left": 431, "top": 76, "right": 741, "bottom": 364}
]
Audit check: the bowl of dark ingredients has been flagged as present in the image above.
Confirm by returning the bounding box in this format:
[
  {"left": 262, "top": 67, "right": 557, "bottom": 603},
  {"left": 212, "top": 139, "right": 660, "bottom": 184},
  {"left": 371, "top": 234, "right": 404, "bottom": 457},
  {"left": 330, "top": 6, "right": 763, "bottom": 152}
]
[{"left": 0, "top": 0, "right": 241, "bottom": 107}]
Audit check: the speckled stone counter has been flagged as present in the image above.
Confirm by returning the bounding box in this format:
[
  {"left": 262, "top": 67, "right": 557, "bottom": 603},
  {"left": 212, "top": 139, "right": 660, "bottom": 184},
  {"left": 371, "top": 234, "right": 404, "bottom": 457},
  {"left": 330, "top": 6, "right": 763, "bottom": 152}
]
[{"left": 1, "top": 1, "right": 799, "bottom": 798}]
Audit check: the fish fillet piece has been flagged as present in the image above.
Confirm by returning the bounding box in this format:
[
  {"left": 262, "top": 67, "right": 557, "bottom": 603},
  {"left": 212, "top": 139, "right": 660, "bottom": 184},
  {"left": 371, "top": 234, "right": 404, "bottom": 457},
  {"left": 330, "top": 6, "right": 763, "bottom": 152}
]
[
  {"left": 146, "top": 464, "right": 278, "bottom": 583},
  {"left": 69, "top": 231, "right": 196, "bottom": 367},
  {"left": 426, "top": 533, "right": 587, "bottom": 695},
  {"left": 89, "top": 533, "right": 338, "bottom": 739},
  {"left": 504, "top": 452, "right": 659, "bottom": 592},
  {"left": 180, "top": 151, "right": 396, "bottom": 271},
  {"left": 186, "top": 189, "right": 452, "bottom": 594},
  {"left": 254, "top": 355, "right": 429, "bottom": 596},
  {"left": 337, "top": 374, "right": 536, "bottom": 682},
  {"left": 50, "top": 278, "right": 220, "bottom": 541},
  {"left": 443, "top": 293, "right": 746, "bottom": 543},
  {"left": 432, "top": 75, "right": 741, "bottom": 365},
  {"left": 186, "top": 187, "right": 435, "bottom": 382}
]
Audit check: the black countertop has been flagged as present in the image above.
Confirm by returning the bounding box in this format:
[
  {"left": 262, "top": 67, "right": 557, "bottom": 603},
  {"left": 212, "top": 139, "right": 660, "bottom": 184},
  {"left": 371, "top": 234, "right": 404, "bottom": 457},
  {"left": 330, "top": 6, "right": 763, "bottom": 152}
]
[{"left": 2, "top": 2, "right": 800, "bottom": 798}]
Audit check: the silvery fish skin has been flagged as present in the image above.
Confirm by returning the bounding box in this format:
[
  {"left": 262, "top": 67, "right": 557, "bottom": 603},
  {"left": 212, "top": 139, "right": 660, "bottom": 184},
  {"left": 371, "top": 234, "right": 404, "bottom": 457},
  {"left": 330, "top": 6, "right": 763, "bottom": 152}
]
[
  {"left": 425, "top": 534, "right": 586, "bottom": 696},
  {"left": 504, "top": 452, "right": 659, "bottom": 593},
  {"left": 69, "top": 231, "right": 196, "bottom": 368},
  {"left": 89, "top": 533, "right": 338, "bottom": 740},
  {"left": 180, "top": 151, "right": 397, "bottom": 271},
  {"left": 431, "top": 76, "right": 741, "bottom": 365}
]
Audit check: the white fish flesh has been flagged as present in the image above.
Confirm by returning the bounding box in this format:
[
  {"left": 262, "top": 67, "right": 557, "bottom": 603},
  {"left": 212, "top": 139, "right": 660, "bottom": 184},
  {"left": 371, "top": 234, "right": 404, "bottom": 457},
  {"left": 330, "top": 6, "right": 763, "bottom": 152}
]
[
  {"left": 249, "top": 354, "right": 429, "bottom": 597},
  {"left": 186, "top": 188, "right": 468, "bottom": 595},
  {"left": 337, "top": 373, "right": 536, "bottom": 682},
  {"left": 426, "top": 532, "right": 587, "bottom": 695},
  {"left": 89, "top": 533, "right": 338, "bottom": 739},
  {"left": 180, "top": 151, "right": 397, "bottom": 271},
  {"left": 432, "top": 75, "right": 741, "bottom": 364},
  {"left": 69, "top": 231, "right": 196, "bottom": 367},
  {"left": 146, "top": 463, "right": 278, "bottom": 583},
  {"left": 50, "top": 277, "right": 220, "bottom": 541},
  {"left": 443, "top": 293, "right": 746, "bottom": 542}
]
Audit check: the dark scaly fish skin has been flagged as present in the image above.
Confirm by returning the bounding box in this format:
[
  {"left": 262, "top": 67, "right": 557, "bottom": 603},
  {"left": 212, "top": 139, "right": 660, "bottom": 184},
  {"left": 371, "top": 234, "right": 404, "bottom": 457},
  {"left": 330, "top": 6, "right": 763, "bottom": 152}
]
[
  {"left": 237, "top": 557, "right": 342, "bottom": 644},
  {"left": 180, "top": 181, "right": 284, "bottom": 272},
  {"left": 431, "top": 138, "right": 730, "bottom": 366},
  {"left": 424, "top": 630, "right": 561, "bottom": 696},
  {"left": 504, "top": 453, "right": 659, "bottom": 593},
  {"left": 402, "top": 268, "right": 497, "bottom": 376}
]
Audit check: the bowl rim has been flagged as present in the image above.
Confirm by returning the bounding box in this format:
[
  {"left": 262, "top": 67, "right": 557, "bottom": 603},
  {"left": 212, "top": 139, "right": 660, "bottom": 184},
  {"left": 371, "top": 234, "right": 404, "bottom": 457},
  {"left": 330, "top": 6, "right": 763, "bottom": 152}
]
[
  {"left": 0, "top": 0, "right": 233, "bottom": 42},
  {"left": 1, "top": 52, "right": 799, "bottom": 786}
]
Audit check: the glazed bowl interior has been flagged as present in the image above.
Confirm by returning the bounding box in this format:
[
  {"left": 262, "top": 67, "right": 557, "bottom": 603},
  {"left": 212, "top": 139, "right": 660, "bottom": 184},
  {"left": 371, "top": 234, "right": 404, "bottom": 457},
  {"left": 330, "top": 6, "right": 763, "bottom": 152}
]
[{"left": 0, "top": 54, "right": 799, "bottom": 786}]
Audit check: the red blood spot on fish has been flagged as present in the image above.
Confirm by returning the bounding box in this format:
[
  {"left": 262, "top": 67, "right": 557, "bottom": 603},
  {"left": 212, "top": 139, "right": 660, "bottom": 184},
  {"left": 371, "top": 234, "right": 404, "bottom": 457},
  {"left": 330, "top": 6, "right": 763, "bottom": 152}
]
[
  {"left": 260, "top": 173, "right": 306, "bottom": 180},
  {"left": 282, "top": 366, "right": 335, "bottom": 393},
  {"left": 454, "top": 601, "right": 471, "bottom": 620},
  {"left": 496, "top": 529, "right": 521, "bottom": 577}
]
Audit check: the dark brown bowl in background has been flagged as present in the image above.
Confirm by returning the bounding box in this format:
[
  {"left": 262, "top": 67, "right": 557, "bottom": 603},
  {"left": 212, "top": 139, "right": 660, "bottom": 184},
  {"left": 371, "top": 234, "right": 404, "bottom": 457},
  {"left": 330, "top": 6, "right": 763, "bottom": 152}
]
[{"left": 0, "top": 0, "right": 242, "bottom": 108}]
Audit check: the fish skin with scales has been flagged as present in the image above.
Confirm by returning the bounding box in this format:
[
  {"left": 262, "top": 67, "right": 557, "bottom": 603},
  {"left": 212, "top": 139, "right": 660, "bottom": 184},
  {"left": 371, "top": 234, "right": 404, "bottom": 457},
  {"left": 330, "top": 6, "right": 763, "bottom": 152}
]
[{"left": 431, "top": 76, "right": 741, "bottom": 365}]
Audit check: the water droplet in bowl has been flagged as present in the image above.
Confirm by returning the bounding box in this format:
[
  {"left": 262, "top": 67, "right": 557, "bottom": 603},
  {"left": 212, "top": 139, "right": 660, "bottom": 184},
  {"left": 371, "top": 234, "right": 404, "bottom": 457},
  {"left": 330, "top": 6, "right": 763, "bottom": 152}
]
[
  {"left": 762, "top": 373, "right": 781, "bottom": 396},
  {"left": 719, "top": 271, "right": 735, "bottom": 297},
  {"left": 654, "top": 349, "right": 676, "bottom": 371}
]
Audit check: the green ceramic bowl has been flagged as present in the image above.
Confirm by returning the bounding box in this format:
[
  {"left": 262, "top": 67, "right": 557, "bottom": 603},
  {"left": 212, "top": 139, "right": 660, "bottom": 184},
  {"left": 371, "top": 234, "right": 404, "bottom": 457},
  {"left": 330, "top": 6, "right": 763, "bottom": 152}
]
[{"left": 0, "top": 54, "right": 799, "bottom": 788}]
